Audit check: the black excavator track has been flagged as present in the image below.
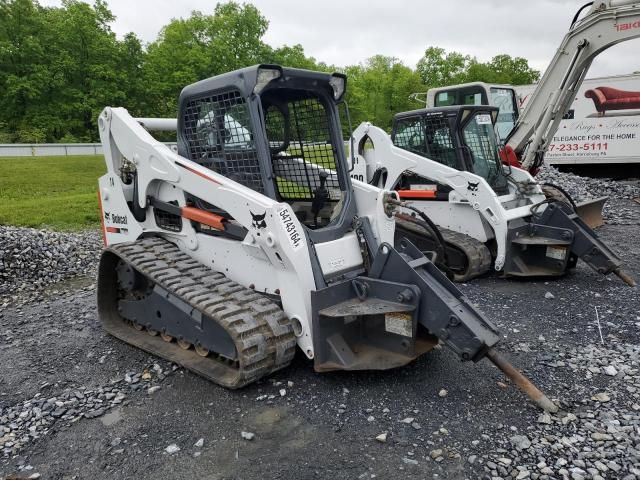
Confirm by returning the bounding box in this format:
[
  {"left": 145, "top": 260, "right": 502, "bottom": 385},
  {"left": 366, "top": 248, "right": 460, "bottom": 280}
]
[
  {"left": 395, "top": 219, "right": 492, "bottom": 282},
  {"left": 97, "top": 236, "right": 297, "bottom": 389}
]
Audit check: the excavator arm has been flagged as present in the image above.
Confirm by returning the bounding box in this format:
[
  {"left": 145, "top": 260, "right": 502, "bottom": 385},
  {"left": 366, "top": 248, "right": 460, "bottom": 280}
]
[{"left": 508, "top": 0, "right": 640, "bottom": 169}]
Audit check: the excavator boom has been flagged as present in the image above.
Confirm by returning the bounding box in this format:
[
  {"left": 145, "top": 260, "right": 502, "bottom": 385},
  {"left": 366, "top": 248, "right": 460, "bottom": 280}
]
[{"left": 510, "top": 0, "right": 640, "bottom": 169}]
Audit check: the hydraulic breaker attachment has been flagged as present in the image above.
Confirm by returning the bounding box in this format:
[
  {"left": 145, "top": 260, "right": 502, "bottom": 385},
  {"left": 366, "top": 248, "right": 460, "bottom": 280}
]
[
  {"left": 369, "top": 239, "right": 500, "bottom": 361},
  {"left": 530, "top": 202, "right": 635, "bottom": 286},
  {"left": 486, "top": 350, "right": 558, "bottom": 413},
  {"left": 311, "top": 238, "right": 557, "bottom": 411}
]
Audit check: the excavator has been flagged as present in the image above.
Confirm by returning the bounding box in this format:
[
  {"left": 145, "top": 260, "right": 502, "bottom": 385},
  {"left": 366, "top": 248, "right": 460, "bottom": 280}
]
[
  {"left": 349, "top": 0, "right": 639, "bottom": 283},
  {"left": 424, "top": 0, "right": 640, "bottom": 226},
  {"left": 96, "top": 65, "right": 557, "bottom": 412}
]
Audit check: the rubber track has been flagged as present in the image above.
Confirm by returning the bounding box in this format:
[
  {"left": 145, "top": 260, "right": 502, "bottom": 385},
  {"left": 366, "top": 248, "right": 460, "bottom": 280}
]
[
  {"left": 396, "top": 219, "right": 492, "bottom": 282},
  {"left": 103, "top": 237, "right": 296, "bottom": 389}
]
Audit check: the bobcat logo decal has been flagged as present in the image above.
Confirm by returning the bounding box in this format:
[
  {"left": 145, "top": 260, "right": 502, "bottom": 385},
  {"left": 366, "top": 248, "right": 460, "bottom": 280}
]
[
  {"left": 250, "top": 211, "right": 267, "bottom": 229},
  {"left": 467, "top": 181, "right": 480, "bottom": 193}
]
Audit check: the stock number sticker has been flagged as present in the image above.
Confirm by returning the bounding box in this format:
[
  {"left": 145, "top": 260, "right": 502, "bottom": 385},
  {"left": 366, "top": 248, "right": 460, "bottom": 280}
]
[
  {"left": 546, "top": 246, "right": 568, "bottom": 260},
  {"left": 475, "top": 114, "right": 492, "bottom": 125},
  {"left": 278, "top": 208, "right": 303, "bottom": 251},
  {"left": 385, "top": 312, "right": 413, "bottom": 337}
]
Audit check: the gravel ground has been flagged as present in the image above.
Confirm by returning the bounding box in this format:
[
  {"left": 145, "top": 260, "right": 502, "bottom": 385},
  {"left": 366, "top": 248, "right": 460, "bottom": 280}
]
[
  {"left": 536, "top": 165, "right": 640, "bottom": 202},
  {"left": 0, "top": 226, "right": 101, "bottom": 300},
  {"left": 0, "top": 198, "right": 639, "bottom": 480},
  {"left": 536, "top": 166, "right": 640, "bottom": 226}
]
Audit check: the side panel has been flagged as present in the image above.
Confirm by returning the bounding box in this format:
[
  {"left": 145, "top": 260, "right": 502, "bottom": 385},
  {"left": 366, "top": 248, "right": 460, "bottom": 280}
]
[
  {"left": 516, "top": 75, "right": 640, "bottom": 165},
  {"left": 97, "top": 174, "right": 144, "bottom": 244}
]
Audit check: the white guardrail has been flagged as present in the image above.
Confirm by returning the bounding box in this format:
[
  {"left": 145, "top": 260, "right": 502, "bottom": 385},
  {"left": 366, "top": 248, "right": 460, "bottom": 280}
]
[{"left": 0, "top": 143, "right": 177, "bottom": 157}]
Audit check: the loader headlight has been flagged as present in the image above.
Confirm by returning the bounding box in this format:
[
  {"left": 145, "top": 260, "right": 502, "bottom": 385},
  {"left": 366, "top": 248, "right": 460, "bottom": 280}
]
[
  {"left": 254, "top": 66, "right": 282, "bottom": 94},
  {"left": 329, "top": 74, "right": 346, "bottom": 101}
]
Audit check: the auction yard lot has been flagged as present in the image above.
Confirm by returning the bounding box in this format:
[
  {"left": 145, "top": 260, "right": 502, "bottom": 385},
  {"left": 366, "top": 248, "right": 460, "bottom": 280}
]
[{"left": 1, "top": 189, "right": 639, "bottom": 478}]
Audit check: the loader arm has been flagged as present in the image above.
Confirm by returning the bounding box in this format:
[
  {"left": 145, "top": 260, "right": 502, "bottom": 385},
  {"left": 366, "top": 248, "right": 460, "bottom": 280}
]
[{"left": 507, "top": 0, "right": 640, "bottom": 169}]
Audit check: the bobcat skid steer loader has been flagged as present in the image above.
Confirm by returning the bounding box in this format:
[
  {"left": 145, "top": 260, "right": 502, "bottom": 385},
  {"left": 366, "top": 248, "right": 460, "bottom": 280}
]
[
  {"left": 96, "top": 65, "right": 555, "bottom": 411},
  {"left": 350, "top": 105, "right": 635, "bottom": 285}
]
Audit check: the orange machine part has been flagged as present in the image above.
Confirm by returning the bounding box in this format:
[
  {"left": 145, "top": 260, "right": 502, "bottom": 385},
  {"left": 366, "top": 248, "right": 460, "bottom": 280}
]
[
  {"left": 181, "top": 207, "right": 226, "bottom": 230},
  {"left": 97, "top": 190, "right": 107, "bottom": 246},
  {"left": 397, "top": 190, "right": 437, "bottom": 199}
]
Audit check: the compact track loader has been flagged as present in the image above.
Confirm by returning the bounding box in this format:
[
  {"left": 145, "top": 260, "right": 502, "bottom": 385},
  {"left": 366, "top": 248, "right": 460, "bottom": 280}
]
[
  {"left": 350, "top": 106, "right": 635, "bottom": 284},
  {"left": 97, "top": 65, "right": 555, "bottom": 411}
]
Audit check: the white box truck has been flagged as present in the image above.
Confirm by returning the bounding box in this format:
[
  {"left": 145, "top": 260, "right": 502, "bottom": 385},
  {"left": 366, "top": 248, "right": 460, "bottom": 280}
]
[{"left": 515, "top": 73, "right": 640, "bottom": 166}]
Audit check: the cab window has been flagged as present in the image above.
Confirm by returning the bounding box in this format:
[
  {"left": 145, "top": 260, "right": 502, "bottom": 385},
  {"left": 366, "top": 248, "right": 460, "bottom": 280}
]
[
  {"left": 489, "top": 87, "right": 518, "bottom": 140},
  {"left": 435, "top": 91, "right": 456, "bottom": 106},
  {"left": 393, "top": 117, "right": 426, "bottom": 155},
  {"left": 434, "top": 86, "right": 487, "bottom": 107},
  {"left": 394, "top": 115, "right": 459, "bottom": 169},
  {"left": 462, "top": 113, "right": 508, "bottom": 193}
]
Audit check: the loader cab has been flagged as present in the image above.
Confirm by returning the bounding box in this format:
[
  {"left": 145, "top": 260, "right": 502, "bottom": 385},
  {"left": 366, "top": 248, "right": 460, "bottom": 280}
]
[
  {"left": 177, "top": 65, "right": 355, "bottom": 242},
  {"left": 428, "top": 82, "right": 520, "bottom": 140},
  {"left": 391, "top": 105, "right": 509, "bottom": 194}
]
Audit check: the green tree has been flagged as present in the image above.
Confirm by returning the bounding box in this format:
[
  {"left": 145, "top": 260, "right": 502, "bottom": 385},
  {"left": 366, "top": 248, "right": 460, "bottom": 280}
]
[
  {"left": 0, "top": 0, "right": 541, "bottom": 142},
  {"left": 486, "top": 54, "right": 540, "bottom": 84},
  {"left": 143, "top": 3, "right": 271, "bottom": 116},
  {"left": 264, "top": 44, "right": 321, "bottom": 71},
  {"left": 0, "top": 0, "right": 50, "bottom": 141},
  {"left": 344, "top": 56, "right": 425, "bottom": 131},
  {"left": 416, "top": 46, "right": 540, "bottom": 88},
  {"left": 416, "top": 47, "right": 471, "bottom": 87},
  {"left": 0, "top": 0, "right": 144, "bottom": 141}
]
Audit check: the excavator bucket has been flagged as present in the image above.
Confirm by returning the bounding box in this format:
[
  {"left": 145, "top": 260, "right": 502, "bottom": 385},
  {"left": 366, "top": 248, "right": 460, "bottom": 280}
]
[
  {"left": 575, "top": 196, "right": 607, "bottom": 229},
  {"left": 542, "top": 184, "right": 606, "bottom": 229}
]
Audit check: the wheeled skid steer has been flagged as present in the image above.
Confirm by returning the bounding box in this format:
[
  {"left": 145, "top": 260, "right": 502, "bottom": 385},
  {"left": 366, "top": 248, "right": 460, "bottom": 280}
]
[
  {"left": 97, "top": 65, "right": 555, "bottom": 411},
  {"left": 350, "top": 105, "right": 635, "bottom": 285}
]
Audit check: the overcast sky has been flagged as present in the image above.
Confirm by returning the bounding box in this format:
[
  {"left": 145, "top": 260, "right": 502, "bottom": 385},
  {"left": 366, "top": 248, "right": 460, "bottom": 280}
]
[{"left": 40, "top": 0, "right": 638, "bottom": 78}]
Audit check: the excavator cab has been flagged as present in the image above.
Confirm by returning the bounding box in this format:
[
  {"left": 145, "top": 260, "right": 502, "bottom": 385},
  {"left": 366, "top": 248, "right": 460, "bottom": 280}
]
[
  {"left": 429, "top": 83, "right": 520, "bottom": 140},
  {"left": 392, "top": 105, "right": 509, "bottom": 195}
]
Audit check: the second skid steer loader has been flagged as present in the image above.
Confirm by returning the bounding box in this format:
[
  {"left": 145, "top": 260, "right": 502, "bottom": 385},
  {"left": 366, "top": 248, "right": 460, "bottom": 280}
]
[
  {"left": 96, "top": 65, "right": 556, "bottom": 411},
  {"left": 350, "top": 105, "right": 635, "bottom": 285}
]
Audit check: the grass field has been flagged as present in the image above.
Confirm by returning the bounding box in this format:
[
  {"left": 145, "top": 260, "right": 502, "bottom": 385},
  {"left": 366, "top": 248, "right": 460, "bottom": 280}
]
[
  {"left": 0, "top": 155, "right": 106, "bottom": 231},
  {"left": 0, "top": 146, "right": 340, "bottom": 231}
]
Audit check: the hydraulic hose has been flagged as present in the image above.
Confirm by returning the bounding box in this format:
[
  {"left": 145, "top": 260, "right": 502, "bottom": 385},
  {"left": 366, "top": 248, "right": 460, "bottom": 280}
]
[
  {"left": 570, "top": 2, "right": 593, "bottom": 28},
  {"left": 386, "top": 197, "right": 451, "bottom": 273},
  {"left": 541, "top": 182, "right": 578, "bottom": 210}
]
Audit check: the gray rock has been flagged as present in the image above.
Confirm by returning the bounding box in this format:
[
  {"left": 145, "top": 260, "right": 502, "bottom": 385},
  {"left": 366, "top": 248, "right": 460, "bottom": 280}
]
[
  {"left": 510, "top": 434, "right": 531, "bottom": 451},
  {"left": 164, "top": 444, "right": 180, "bottom": 454},
  {"left": 375, "top": 433, "right": 387, "bottom": 443},
  {"left": 430, "top": 449, "right": 443, "bottom": 460},
  {"left": 591, "top": 392, "right": 611, "bottom": 402}
]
